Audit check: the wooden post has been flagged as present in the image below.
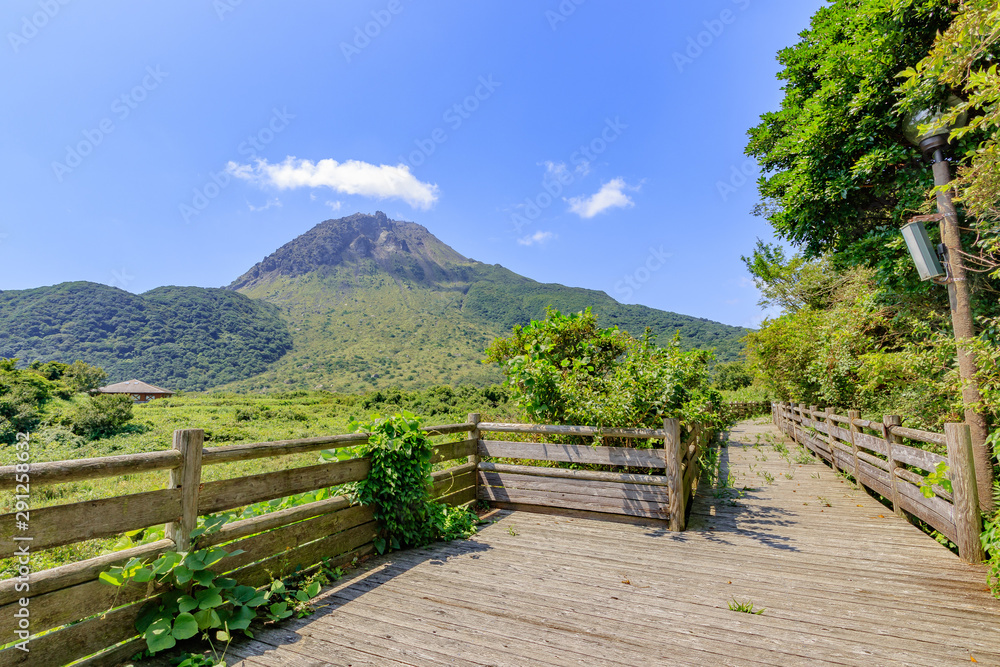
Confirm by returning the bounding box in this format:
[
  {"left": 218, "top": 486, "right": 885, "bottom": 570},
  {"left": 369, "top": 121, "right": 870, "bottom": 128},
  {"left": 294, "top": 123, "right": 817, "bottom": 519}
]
[
  {"left": 848, "top": 410, "right": 861, "bottom": 485},
  {"left": 945, "top": 423, "right": 985, "bottom": 563},
  {"left": 664, "top": 418, "right": 685, "bottom": 531},
  {"left": 467, "top": 413, "right": 481, "bottom": 506},
  {"left": 166, "top": 429, "right": 204, "bottom": 552},
  {"left": 883, "top": 415, "right": 904, "bottom": 517},
  {"left": 809, "top": 405, "right": 819, "bottom": 458},
  {"left": 823, "top": 408, "right": 838, "bottom": 472}
]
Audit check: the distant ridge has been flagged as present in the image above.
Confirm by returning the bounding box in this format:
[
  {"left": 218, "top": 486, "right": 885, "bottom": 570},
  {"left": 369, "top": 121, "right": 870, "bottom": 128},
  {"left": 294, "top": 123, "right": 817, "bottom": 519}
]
[{"left": 0, "top": 212, "right": 749, "bottom": 393}]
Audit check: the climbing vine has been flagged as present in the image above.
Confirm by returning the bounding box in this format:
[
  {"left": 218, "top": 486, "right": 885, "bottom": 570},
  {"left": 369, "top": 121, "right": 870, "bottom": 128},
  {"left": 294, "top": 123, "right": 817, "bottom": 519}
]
[{"left": 349, "top": 412, "right": 478, "bottom": 553}]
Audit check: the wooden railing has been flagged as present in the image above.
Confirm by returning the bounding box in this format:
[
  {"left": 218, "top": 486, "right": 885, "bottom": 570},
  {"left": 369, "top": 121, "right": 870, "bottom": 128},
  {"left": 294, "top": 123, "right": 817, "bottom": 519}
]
[
  {"left": 476, "top": 419, "right": 707, "bottom": 531},
  {"left": 0, "top": 419, "right": 478, "bottom": 667},
  {"left": 0, "top": 413, "right": 717, "bottom": 665},
  {"left": 772, "top": 402, "right": 985, "bottom": 563}
]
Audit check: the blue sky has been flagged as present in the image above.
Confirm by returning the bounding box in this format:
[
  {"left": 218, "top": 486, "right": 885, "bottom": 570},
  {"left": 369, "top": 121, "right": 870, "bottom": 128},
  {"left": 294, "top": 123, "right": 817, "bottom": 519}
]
[{"left": 1, "top": 0, "right": 823, "bottom": 328}]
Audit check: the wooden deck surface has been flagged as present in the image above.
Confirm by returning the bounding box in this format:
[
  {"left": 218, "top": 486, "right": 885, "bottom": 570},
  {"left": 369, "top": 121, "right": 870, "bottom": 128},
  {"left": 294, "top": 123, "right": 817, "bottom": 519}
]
[{"left": 223, "top": 419, "right": 1000, "bottom": 666}]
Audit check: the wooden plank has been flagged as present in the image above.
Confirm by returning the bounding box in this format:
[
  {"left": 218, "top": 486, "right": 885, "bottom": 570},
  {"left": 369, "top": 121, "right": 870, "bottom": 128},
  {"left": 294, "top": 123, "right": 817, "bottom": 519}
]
[
  {"left": 0, "top": 568, "right": 157, "bottom": 640},
  {"left": 857, "top": 449, "right": 890, "bottom": 472},
  {"left": 430, "top": 438, "right": 477, "bottom": 464},
  {"left": 197, "top": 458, "right": 370, "bottom": 514},
  {"left": 421, "top": 423, "right": 475, "bottom": 436},
  {"left": 478, "top": 462, "right": 670, "bottom": 486},
  {"left": 0, "top": 489, "right": 181, "bottom": 558},
  {"left": 477, "top": 423, "right": 665, "bottom": 439},
  {"left": 895, "top": 467, "right": 953, "bottom": 502},
  {"left": 478, "top": 484, "right": 669, "bottom": 520},
  {"left": 483, "top": 501, "right": 668, "bottom": 527},
  {"left": 0, "top": 450, "right": 180, "bottom": 491},
  {"left": 895, "top": 479, "right": 957, "bottom": 544},
  {"left": 435, "top": 486, "right": 476, "bottom": 507},
  {"left": 211, "top": 505, "right": 375, "bottom": 576},
  {"left": 200, "top": 496, "right": 353, "bottom": 548},
  {"left": 888, "top": 425, "right": 947, "bottom": 447},
  {"left": 478, "top": 440, "right": 665, "bottom": 468},
  {"left": 0, "top": 592, "right": 146, "bottom": 667},
  {"left": 73, "top": 637, "right": 147, "bottom": 667},
  {"left": 166, "top": 428, "right": 203, "bottom": 551},
  {"left": 226, "top": 521, "right": 378, "bottom": 587},
  {"left": 856, "top": 458, "right": 893, "bottom": 499},
  {"left": 854, "top": 430, "right": 889, "bottom": 456},
  {"left": 0, "top": 538, "right": 173, "bottom": 607},
  {"left": 478, "top": 471, "right": 670, "bottom": 503},
  {"left": 891, "top": 443, "right": 947, "bottom": 474},
  {"left": 829, "top": 424, "right": 851, "bottom": 442},
  {"left": 431, "top": 470, "right": 475, "bottom": 498},
  {"left": 202, "top": 433, "right": 369, "bottom": 466}
]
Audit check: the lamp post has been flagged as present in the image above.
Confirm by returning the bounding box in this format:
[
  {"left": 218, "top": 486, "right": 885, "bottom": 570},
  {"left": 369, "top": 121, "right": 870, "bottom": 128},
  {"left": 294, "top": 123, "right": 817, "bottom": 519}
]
[{"left": 903, "top": 100, "right": 994, "bottom": 511}]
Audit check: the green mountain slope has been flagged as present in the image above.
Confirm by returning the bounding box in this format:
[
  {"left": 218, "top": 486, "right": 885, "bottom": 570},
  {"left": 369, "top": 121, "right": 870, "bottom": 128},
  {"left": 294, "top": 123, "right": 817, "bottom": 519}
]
[
  {"left": 0, "top": 282, "right": 291, "bottom": 391},
  {"left": 221, "top": 212, "right": 749, "bottom": 393}
]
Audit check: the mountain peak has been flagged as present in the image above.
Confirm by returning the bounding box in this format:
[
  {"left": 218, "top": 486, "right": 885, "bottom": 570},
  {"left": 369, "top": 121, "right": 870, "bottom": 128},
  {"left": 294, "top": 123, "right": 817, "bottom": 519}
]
[{"left": 228, "top": 212, "right": 473, "bottom": 291}]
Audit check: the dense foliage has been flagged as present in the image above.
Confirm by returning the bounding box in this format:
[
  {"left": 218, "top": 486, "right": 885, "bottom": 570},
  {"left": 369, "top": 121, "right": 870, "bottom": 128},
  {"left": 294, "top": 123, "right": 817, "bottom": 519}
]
[
  {"left": 485, "top": 308, "right": 722, "bottom": 432},
  {"left": 0, "top": 282, "right": 292, "bottom": 392},
  {"left": 350, "top": 413, "right": 478, "bottom": 554}
]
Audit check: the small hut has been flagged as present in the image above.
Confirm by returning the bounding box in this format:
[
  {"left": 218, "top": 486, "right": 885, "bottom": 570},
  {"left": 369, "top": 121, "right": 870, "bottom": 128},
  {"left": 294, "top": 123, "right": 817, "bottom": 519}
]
[{"left": 96, "top": 380, "right": 174, "bottom": 403}]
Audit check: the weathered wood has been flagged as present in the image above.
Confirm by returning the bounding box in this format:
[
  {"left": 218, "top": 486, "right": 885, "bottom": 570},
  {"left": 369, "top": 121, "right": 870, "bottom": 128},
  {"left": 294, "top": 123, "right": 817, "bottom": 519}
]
[
  {"left": 477, "top": 440, "right": 666, "bottom": 468},
  {"left": 477, "top": 422, "right": 665, "bottom": 439},
  {"left": 211, "top": 505, "right": 376, "bottom": 576},
  {"left": 421, "top": 423, "right": 476, "bottom": 436},
  {"left": 478, "top": 484, "right": 669, "bottom": 520},
  {"left": 435, "top": 486, "right": 477, "bottom": 507},
  {"left": 894, "top": 467, "right": 953, "bottom": 502},
  {"left": 883, "top": 416, "right": 903, "bottom": 518},
  {"left": 823, "top": 408, "right": 838, "bottom": 473},
  {"left": 166, "top": 428, "right": 203, "bottom": 551},
  {"left": 430, "top": 438, "right": 477, "bottom": 464},
  {"left": 886, "top": 425, "right": 947, "bottom": 447},
  {"left": 856, "top": 449, "right": 890, "bottom": 472},
  {"left": 664, "top": 418, "right": 684, "bottom": 531},
  {"left": 197, "top": 458, "right": 370, "bottom": 514},
  {"left": 467, "top": 413, "right": 481, "bottom": 505},
  {"left": 225, "top": 521, "right": 378, "bottom": 588},
  {"left": 430, "top": 468, "right": 475, "bottom": 498},
  {"left": 200, "top": 496, "right": 353, "bottom": 548},
  {"left": 0, "top": 537, "right": 173, "bottom": 607},
  {"left": 853, "top": 430, "right": 889, "bottom": 456},
  {"left": 202, "top": 433, "right": 369, "bottom": 466},
  {"left": 889, "top": 444, "right": 948, "bottom": 475},
  {"left": 894, "top": 477, "right": 958, "bottom": 544},
  {"left": 0, "top": 591, "right": 146, "bottom": 667},
  {"left": 479, "top": 471, "right": 670, "bottom": 503},
  {"left": 0, "top": 488, "right": 181, "bottom": 558},
  {"left": 73, "top": 637, "right": 147, "bottom": 667},
  {"left": 945, "top": 423, "right": 985, "bottom": 563},
  {"left": 477, "top": 462, "right": 670, "bottom": 486},
  {"left": 855, "top": 458, "right": 893, "bottom": 499},
  {"left": 848, "top": 409, "right": 862, "bottom": 483},
  {"left": 0, "top": 449, "right": 181, "bottom": 491}
]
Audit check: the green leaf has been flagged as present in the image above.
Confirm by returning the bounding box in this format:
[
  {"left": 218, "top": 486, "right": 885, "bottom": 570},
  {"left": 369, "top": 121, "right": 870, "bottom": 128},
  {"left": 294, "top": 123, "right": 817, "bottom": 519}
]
[
  {"left": 193, "top": 608, "right": 222, "bottom": 630},
  {"left": 195, "top": 587, "right": 225, "bottom": 609},
  {"left": 177, "top": 595, "right": 199, "bottom": 613},
  {"left": 132, "top": 568, "right": 154, "bottom": 583},
  {"left": 306, "top": 581, "right": 321, "bottom": 598},
  {"left": 173, "top": 565, "right": 194, "bottom": 585},
  {"left": 171, "top": 612, "right": 199, "bottom": 640},
  {"left": 227, "top": 604, "right": 256, "bottom": 631},
  {"left": 99, "top": 570, "right": 124, "bottom": 587},
  {"left": 193, "top": 569, "right": 216, "bottom": 587},
  {"left": 144, "top": 616, "right": 176, "bottom": 653}
]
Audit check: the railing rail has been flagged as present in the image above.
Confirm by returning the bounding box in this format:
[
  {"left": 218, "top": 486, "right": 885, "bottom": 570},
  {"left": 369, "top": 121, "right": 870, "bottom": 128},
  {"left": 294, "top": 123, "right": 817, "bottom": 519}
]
[{"left": 771, "top": 401, "right": 984, "bottom": 563}]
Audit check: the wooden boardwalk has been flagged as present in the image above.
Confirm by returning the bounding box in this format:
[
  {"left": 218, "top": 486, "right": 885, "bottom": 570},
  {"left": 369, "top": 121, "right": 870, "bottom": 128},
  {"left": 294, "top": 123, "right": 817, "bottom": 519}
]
[{"left": 222, "top": 419, "right": 1000, "bottom": 667}]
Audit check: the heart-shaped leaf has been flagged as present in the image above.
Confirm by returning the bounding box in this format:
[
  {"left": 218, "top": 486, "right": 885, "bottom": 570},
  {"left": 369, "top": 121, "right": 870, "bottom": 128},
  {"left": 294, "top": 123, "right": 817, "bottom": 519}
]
[{"left": 171, "top": 612, "right": 199, "bottom": 640}]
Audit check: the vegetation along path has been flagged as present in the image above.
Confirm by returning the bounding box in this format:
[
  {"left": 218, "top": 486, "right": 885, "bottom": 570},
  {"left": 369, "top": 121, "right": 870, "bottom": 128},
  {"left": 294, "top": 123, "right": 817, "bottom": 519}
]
[{"left": 220, "top": 419, "right": 1000, "bottom": 666}]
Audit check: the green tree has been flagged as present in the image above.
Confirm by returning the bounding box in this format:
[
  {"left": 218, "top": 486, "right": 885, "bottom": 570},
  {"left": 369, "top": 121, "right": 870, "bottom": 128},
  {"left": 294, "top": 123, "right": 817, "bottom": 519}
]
[
  {"left": 73, "top": 394, "right": 134, "bottom": 439},
  {"left": 713, "top": 360, "right": 754, "bottom": 392}
]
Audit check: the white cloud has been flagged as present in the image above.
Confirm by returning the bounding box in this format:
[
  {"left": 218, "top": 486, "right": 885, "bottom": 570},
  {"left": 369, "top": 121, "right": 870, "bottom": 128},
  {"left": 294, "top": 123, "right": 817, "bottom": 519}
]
[
  {"left": 566, "top": 178, "right": 638, "bottom": 219},
  {"left": 247, "top": 198, "right": 282, "bottom": 212},
  {"left": 226, "top": 157, "right": 439, "bottom": 210},
  {"left": 325, "top": 200, "right": 342, "bottom": 212},
  {"left": 518, "top": 230, "right": 556, "bottom": 246}
]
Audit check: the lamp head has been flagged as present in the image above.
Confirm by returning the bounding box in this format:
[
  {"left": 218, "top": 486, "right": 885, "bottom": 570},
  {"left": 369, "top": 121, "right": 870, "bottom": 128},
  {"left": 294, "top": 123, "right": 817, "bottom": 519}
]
[{"left": 902, "top": 95, "right": 967, "bottom": 158}]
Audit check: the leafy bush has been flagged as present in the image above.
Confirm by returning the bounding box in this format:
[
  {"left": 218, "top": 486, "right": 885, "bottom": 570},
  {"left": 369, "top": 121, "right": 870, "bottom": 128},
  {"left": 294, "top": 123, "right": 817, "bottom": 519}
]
[
  {"left": 485, "top": 308, "right": 722, "bottom": 433},
  {"left": 713, "top": 360, "right": 754, "bottom": 391},
  {"left": 350, "top": 412, "right": 477, "bottom": 553},
  {"left": 72, "top": 394, "right": 134, "bottom": 438}
]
